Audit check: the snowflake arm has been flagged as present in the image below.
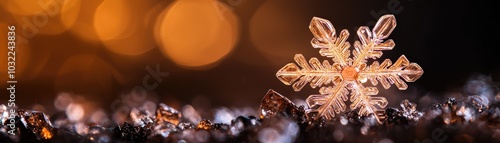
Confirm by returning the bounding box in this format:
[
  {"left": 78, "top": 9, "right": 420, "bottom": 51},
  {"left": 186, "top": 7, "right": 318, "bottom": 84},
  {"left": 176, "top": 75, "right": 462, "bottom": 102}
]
[
  {"left": 310, "top": 17, "right": 351, "bottom": 67},
  {"left": 306, "top": 82, "right": 349, "bottom": 120},
  {"left": 276, "top": 54, "right": 342, "bottom": 91},
  {"left": 352, "top": 15, "right": 397, "bottom": 67},
  {"left": 359, "top": 55, "right": 424, "bottom": 90},
  {"left": 349, "top": 83, "right": 388, "bottom": 123}
]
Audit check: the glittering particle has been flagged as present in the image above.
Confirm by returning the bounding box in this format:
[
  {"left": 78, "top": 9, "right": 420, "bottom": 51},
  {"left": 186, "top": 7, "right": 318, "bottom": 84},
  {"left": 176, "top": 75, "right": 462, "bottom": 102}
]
[
  {"left": 118, "top": 122, "right": 153, "bottom": 142},
  {"left": 468, "top": 95, "right": 489, "bottom": 113},
  {"left": 87, "top": 125, "right": 107, "bottom": 142},
  {"left": 212, "top": 123, "right": 230, "bottom": 132},
  {"left": 41, "top": 127, "right": 53, "bottom": 139},
  {"left": 339, "top": 116, "right": 348, "bottom": 125},
  {"left": 363, "top": 114, "right": 377, "bottom": 126},
  {"left": 156, "top": 103, "right": 182, "bottom": 125},
  {"left": 196, "top": 119, "right": 212, "bottom": 130},
  {"left": 400, "top": 100, "right": 423, "bottom": 122},
  {"left": 130, "top": 108, "right": 154, "bottom": 127},
  {"left": 456, "top": 106, "right": 474, "bottom": 122},
  {"left": 401, "top": 100, "right": 416, "bottom": 113},
  {"left": 345, "top": 111, "right": 363, "bottom": 125},
  {"left": 0, "top": 104, "right": 8, "bottom": 125},
  {"left": 153, "top": 122, "right": 177, "bottom": 137},
  {"left": 444, "top": 97, "right": 457, "bottom": 109},
  {"left": 259, "top": 90, "right": 306, "bottom": 124},
  {"left": 3, "top": 88, "right": 500, "bottom": 142},
  {"left": 230, "top": 119, "right": 244, "bottom": 136},
  {"left": 260, "top": 90, "right": 297, "bottom": 119},
  {"left": 18, "top": 110, "right": 54, "bottom": 140},
  {"left": 178, "top": 122, "right": 195, "bottom": 130},
  {"left": 385, "top": 107, "right": 406, "bottom": 125},
  {"left": 276, "top": 14, "right": 423, "bottom": 123}
]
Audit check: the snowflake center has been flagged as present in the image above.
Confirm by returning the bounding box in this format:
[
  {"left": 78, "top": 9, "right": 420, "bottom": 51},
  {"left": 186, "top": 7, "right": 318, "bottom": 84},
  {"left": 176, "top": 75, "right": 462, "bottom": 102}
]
[{"left": 341, "top": 66, "right": 358, "bottom": 81}]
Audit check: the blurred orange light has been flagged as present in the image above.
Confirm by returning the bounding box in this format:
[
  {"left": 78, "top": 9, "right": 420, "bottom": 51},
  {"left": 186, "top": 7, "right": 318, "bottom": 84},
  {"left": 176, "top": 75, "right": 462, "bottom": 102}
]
[
  {"left": 41, "top": 127, "right": 53, "bottom": 139},
  {"left": 59, "top": 0, "right": 81, "bottom": 33},
  {"left": 3, "top": 0, "right": 81, "bottom": 35},
  {"left": 68, "top": 0, "right": 104, "bottom": 42},
  {"left": 93, "top": 0, "right": 162, "bottom": 55},
  {"left": 1, "top": 0, "right": 58, "bottom": 16},
  {"left": 94, "top": 0, "right": 131, "bottom": 41},
  {"left": 155, "top": 0, "right": 239, "bottom": 69}
]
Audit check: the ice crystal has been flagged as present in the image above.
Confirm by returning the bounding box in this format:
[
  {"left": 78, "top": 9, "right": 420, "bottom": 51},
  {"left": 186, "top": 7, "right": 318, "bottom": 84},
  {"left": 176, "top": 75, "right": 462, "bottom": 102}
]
[{"left": 276, "top": 14, "right": 423, "bottom": 123}]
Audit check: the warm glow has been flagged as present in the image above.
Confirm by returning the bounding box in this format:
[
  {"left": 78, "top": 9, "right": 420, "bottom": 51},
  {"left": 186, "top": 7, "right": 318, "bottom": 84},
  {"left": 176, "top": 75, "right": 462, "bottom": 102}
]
[
  {"left": 41, "top": 127, "right": 53, "bottom": 139},
  {"left": 1, "top": 0, "right": 58, "bottom": 15},
  {"left": 94, "top": 0, "right": 131, "bottom": 41},
  {"left": 68, "top": 0, "right": 103, "bottom": 42},
  {"left": 59, "top": 0, "right": 81, "bottom": 33},
  {"left": 93, "top": 0, "right": 163, "bottom": 55},
  {"left": 3, "top": 0, "right": 81, "bottom": 35},
  {"left": 341, "top": 67, "right": 359, "bottom": 81},
  {"left": 155, "top": 0, "right": 239, "bottom": 69}
]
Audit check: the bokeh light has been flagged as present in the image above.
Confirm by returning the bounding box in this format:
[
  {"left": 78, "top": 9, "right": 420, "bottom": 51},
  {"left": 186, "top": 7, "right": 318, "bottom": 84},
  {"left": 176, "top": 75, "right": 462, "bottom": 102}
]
[
  {"left": 94, "top": 0, "right": 164, "bottom": 55},
  {"left": 68, "top": 0, "right": 104, "bottom": 42},
  {"left": 155, "top": 0, "right": 239, "bottom": 69},
  {"left": 93, "top": 0, "right": 131, "bottom": 41},
  {"left": 59, "top": 0, "right": 81, "bottom": 30},
  {"left": 54, "top": 92, "right": 74, "bottom": 111},
  {"left": 90, "top": 109, "right": 110, "bottom": 125},
  {"left": 1, "top": 0, "right": 81, "bottom": 35},
  {"left": 1, "top": 0, "right": 56, "bottom": 15},
  {"left": 66, "top": 103, "right": 85, "bottom": 121}
]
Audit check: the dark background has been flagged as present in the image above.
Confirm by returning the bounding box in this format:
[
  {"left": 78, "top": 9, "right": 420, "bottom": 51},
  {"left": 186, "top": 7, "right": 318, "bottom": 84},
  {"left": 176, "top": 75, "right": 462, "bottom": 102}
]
[{"left": 1, "top": 0, "right": 499, "bottom": 115}]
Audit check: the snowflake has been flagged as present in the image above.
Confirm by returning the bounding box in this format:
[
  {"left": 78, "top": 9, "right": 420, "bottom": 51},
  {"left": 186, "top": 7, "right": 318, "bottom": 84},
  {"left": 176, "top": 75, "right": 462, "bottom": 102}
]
[{"left": 276, "top": 14, "right": 423, "bottom": 123}]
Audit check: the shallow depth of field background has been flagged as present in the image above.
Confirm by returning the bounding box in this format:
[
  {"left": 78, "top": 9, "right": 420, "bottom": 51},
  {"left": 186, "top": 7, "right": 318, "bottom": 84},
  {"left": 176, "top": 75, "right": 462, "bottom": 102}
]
[{"left": 0, "top": 0, "right": 498, "bottom": 120}]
